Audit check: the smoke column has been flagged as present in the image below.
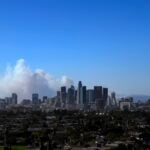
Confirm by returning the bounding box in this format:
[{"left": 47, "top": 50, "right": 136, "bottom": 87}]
[{"left": 0, "top": 59, "right": 73, "bottom": 102}]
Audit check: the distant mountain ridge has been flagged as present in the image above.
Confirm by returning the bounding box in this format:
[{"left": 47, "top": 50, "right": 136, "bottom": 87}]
[{"left": 129, "top": 95, "right": 150, "bottom": 102}]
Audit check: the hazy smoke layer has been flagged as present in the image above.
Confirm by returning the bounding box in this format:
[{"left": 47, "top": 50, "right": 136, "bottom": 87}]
[{"left": 0, "top": 59, "right": 73, "bottom": 102}]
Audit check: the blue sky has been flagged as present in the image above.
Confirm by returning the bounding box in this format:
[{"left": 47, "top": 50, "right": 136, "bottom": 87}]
[{"left": 0, "top": 0, "right": 150, "bottom": 95}]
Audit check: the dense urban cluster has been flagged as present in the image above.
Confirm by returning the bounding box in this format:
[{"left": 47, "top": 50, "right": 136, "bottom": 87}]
[
  {"left": 0, "top": 81, "right": 112, "bottom": 111},
  {"left": 0, "top": 81, "right": 150, "bottom": 149},
  {"left": 0, "top": 81, "right": 148, "bottom": 112}
]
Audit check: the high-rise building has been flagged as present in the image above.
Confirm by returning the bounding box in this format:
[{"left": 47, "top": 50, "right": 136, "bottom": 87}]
[
  {"left": 87, "top": 89, "right": 94, "bottom": 104},
  {"left": 57, "top": 91, "right": 61, "bottom": 98},
  {"left": 57, "top": 91, "right": 61, "bottom": 103},
  {"left": 75, "top": 90, "right": 77, "bottom": 103},
  {"left": 32, "top": 93, "right": 39, "bottom": 105},
  {"left": 103, "top": 88, "right": 108, "bottom": 107},
  {"left": 60, "top": 86, "right": 67, "bottom": 108},
  {"left": 0, "top": 99, "right": 6, "bottom": 110},
  {"left": 55, "top": 91, "right": 61, "bottom": 108},
  {"left": 5, "top": 97, "right": 12, "bottom": 105},
  {"left": 12, "top": 93, "right": 18, "bottom": 105},
  {"left": 67, "top": 85, "right": 75, "bottom": 105},
  {"left": 43, "top": 96, "right": 48, "bottom": 103},
  {"left": 81, "top": 86, "right": 87, "bottom": 105},
  {"left": 77, "top": 81, "right": 82, "bottom": 105},
  {"left": 94, "top": 86, "right": 103, "bottom": 110},
  {"left": 94, "top": 86, "right": 103, "bottom": 100}
]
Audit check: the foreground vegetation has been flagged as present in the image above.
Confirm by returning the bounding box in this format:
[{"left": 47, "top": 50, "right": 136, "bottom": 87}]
[
  {"left": 0, "top": 110, "right": 149, "bottom": 149},
  {"left": 0, "top": 146, "right": 26, "bottom": 150}
]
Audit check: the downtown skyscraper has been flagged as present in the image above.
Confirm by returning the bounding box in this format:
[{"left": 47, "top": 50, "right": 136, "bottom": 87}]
[
  {"left": 56, "top": 81, "right": 109, "bottom": 111},
  {"left": 77, "top": 81, "right": 82, "bottom": 105}
]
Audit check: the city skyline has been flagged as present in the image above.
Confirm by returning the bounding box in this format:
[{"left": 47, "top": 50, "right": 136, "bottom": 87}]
[
  {"left": 0, "top": 58, "right": 110, "bottom": 102},
  {"left": 0, "top": 0, "right": 150, "bottom": 96},
  {"left": 0, "top": 58, "right": 150, "bottom": 100},
  {"left": 0, "top": 80, "right": 113, "bottom": 112}
]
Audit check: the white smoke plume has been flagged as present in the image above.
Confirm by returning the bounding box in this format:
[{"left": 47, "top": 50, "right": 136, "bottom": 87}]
[{"left": 0, "top": 59, "right": 74, "bottom": 102}]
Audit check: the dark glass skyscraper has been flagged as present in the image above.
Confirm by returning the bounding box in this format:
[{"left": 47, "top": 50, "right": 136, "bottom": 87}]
[
  {"left": 87, "top": 89, "right": 94, "bottom": 104},
  {"left": 103, "top": 88, "right": 108, "bottom": 99},
  {"left": 103, "top": 88, "right": 108, "bottom": 107},
  {"left": 81, "top": 86, "right": 87, "bottom": 105},
  {"left": 94, "top": 86, "right": 103, "bottom": 100},
  {"left": 94, "top": 86, "right": 103, "bottom": 110},
  {"left": 60, "top": 86, "right": 67, "bottom": 108},
  {"left": 32, "top": 93, "right": 39, "bottom": 105},
  {"left": 43, "top": 96, "right": 48, "bottom": 103},
  {"left": 55, "top": 91, "right": 61, "bottom": 108},
  {"left": 67, "top": 85, "right": 75, "bottom": 105},
  {"left": 77, "top": 81, "right": 82, "bottom": 104}
]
